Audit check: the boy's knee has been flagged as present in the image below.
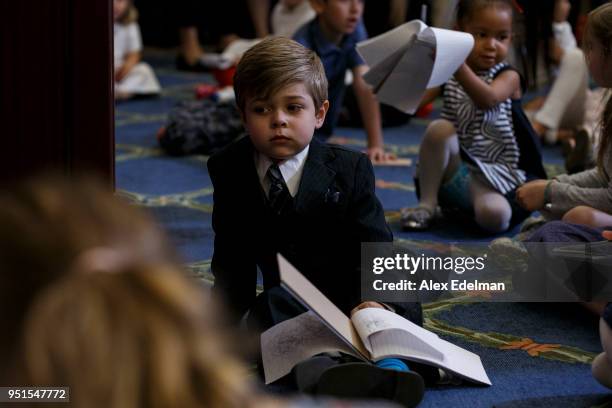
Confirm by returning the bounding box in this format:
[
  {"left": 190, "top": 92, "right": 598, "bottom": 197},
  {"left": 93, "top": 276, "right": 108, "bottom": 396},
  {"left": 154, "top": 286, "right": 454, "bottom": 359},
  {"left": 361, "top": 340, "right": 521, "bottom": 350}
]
[
  {"left": 474, "top": 202, "right": 511, "bottom": 233},
  {"left": 562, "top": 206, "right": 596, "bottom": 226},
  {"left": 423, "top": 119, "right": 456, "bottom": 145}
]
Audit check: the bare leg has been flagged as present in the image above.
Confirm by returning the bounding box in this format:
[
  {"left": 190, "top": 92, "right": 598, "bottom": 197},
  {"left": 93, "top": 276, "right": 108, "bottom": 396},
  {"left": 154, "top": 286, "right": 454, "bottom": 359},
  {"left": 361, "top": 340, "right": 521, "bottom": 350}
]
[
  {"left": 593, "top": 318, "right": 612, "bottom": 389},
  {"left": 534, "top": 48, "right": 588, "bottom": 144},
  {"left": 179, "top": 27, "right": 204, "bottom": 65},
  {"left": 417, "top": 119, "right": 461, "bottom": 211},
  {"left": 562, "top": 206, "right": 612, "bottom": 228},
  {"left": 470, "top": 177, "right": 512, "bottom": 233},
  {"left": 247, "top": 0, "right": 270, "bottom": 38}
]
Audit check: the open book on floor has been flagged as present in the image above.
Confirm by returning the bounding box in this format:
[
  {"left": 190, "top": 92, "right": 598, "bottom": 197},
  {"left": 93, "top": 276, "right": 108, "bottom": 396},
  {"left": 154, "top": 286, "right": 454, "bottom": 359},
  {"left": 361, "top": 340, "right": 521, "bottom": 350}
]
[
  {"left": 261, "top": 254, "right": 492, "bottom": 386},
  {"left": 355, "top": 19, "right": 474, "bottom": 114}
]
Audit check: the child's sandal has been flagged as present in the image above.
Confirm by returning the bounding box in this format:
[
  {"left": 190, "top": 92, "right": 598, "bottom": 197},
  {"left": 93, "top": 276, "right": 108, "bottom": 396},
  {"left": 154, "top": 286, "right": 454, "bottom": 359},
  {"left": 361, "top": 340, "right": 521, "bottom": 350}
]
[{"left": 400, "top": 206, "right": 438, "bottom": 231}]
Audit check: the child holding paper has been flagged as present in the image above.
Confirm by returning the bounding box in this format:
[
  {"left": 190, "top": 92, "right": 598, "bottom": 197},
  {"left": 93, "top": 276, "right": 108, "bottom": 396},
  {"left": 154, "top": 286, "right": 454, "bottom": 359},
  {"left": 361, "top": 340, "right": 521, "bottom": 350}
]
[{"left": 401, "top": 0, "right": 545, "bottom": 233}]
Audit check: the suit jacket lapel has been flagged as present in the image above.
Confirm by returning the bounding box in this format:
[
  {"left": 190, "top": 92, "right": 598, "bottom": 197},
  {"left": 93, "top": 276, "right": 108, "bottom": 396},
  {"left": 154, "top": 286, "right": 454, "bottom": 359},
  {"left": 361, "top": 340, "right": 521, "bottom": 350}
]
[{"left": 295, "top": 139, "right": 336, "bottom": 214}]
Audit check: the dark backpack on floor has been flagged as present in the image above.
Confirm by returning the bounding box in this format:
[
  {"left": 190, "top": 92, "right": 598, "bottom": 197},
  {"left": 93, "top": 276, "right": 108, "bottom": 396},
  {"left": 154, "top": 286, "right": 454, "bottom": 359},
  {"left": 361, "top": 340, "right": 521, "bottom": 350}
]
[{"left": 158, "top": 100, "right": 244, "bottom": 156}]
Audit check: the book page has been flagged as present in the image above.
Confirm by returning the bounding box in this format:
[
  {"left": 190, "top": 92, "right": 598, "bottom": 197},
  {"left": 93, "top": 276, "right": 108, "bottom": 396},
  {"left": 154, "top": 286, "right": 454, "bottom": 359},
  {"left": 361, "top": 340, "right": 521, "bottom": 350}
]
[
  {"left": 370, "top": 329, "right": 444, "bottom": 362},
  {"left": 261, "top": 311, "right": 362, "bottom": 384},
  {"left": 352, "top": 308, "right": 491, "bottom": 385},
  {"left": 277, "top": 254, "right": 370, "bottom": 359},
  {"left": 352, "top": 308, "right": 440, "bottom": 345},
  {"left": 371, "top": 331, "right": 491, "bottom": 386}
]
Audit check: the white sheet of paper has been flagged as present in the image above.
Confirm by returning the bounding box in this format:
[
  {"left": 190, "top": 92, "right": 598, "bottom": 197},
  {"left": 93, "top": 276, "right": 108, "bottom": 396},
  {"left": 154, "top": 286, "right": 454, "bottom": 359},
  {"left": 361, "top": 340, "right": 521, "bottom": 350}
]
[
  {"left": 357, "top": 20, "right": 426, "bottom": 66},
  {"left": 427, "top": 27, "right": 474, "bottom": 87},
  {"left": 371, "top": 33, "right": 435, "bottom": 113},
  {"left": 357, "top": 20, "right": 474, "bottom": 114},
  {"left": 261, "top": 311, "right": 360, "bottom": 384}
]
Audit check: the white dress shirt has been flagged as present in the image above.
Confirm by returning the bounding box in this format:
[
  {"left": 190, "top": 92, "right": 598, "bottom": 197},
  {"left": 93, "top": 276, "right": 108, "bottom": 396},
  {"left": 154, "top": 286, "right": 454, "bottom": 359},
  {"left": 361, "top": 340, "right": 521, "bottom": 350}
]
[{"left": 255, "top": 145, "right": 310, "bottom": 198}]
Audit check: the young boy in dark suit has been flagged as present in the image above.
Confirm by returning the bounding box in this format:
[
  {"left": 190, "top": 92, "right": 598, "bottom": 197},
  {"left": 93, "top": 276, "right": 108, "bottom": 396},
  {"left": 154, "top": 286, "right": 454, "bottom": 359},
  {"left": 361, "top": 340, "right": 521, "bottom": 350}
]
[{"left": 208, "top": 37, "right": 424, "bottom": 406}]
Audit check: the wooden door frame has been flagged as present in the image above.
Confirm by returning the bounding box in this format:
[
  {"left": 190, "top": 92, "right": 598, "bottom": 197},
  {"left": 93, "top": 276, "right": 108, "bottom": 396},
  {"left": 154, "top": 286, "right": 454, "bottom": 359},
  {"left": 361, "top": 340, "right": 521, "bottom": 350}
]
[{"left": 0, "top": 0, "right": 114, "bottom": 187}]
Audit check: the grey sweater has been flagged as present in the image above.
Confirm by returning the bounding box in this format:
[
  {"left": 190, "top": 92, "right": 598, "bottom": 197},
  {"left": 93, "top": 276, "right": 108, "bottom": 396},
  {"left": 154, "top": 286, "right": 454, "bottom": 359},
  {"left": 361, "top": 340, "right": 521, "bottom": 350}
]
[{"left": 548, "top": 148, "right": 612, "bottom": 217}]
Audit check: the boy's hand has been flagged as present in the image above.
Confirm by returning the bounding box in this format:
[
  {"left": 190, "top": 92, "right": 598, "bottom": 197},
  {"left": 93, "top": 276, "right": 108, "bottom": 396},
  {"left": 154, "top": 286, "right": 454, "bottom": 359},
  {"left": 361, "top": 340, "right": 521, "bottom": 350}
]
[
  {"left": 603, "top": 230, "right": 612, "bottom": 241},
  {"left": 367, "top": 146, "right": 396, "bottom": 163},
  {"left": 351, "top": 301, "right": 385, "bottom": 317},
  {"left": 516, "top": 179, "right": 548, "bottom": 211}
]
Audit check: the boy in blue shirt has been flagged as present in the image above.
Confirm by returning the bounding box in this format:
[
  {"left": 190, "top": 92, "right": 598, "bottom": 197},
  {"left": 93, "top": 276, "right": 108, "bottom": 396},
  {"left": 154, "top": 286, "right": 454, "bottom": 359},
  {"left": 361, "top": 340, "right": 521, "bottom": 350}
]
[
  {"left": 208, "top": 37, "right": 424, "bottom": 406},
  {"left": 293, "top": 0, "right": 394, "bottom": 163}
]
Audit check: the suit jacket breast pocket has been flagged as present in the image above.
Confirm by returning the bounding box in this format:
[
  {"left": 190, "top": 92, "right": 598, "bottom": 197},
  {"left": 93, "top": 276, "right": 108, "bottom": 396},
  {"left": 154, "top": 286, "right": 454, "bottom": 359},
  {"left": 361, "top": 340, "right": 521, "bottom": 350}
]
[{"left": 321, "top": 185, "right": 349, "bottom": 217}]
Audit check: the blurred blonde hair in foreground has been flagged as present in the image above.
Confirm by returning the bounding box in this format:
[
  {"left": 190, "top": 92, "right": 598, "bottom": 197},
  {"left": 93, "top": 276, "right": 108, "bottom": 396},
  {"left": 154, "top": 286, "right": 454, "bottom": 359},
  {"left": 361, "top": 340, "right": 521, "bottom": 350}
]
[
  {"left": 0, "top": 175, "right": 273, "bottom": 408},
  {"left": 23, "top": 266, "right": 259, "bottom": 408}
]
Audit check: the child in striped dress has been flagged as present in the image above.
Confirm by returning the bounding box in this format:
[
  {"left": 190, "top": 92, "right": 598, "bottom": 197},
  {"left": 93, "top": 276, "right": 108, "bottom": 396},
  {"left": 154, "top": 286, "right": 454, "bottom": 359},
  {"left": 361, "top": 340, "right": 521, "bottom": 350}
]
[{"left": 401, "top": 0, "right": 544, "bottom": 233}]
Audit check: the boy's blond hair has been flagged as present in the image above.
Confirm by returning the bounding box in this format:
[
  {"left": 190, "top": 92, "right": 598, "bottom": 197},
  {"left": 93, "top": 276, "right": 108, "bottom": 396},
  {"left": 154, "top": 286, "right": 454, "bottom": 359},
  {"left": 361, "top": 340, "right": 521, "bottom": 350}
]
[{"left": 233, "top": 37, "right": 328, "bottom": 113}]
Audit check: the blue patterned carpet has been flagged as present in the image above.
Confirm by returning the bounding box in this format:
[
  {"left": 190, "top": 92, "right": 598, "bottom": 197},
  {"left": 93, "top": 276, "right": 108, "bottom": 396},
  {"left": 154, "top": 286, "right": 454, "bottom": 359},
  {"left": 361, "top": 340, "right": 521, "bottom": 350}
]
[{"left": 115, "top": 52, "right": 610, "bottom": 407}]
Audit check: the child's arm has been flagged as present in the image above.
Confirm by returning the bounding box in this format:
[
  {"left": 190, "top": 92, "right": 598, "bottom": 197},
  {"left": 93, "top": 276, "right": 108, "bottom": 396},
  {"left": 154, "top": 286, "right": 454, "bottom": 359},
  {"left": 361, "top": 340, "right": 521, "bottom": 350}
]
[
  {"left": 352, "top": 65, "right": 395, "bottom": 162},
  {"left": 454, "top": 63, "right": 521, "bottom": 109},
  {"left": 554, "top": 168, "right": 609, "bottom": 188},
  {"left": 546, "top": 173, "right": 612, "bottom": 217},
  {"left": 517, "top": 170, "right": 612, "bottom": 216},
  {"left": 115, "top": 51, "right": 141, "bottom": 82}
]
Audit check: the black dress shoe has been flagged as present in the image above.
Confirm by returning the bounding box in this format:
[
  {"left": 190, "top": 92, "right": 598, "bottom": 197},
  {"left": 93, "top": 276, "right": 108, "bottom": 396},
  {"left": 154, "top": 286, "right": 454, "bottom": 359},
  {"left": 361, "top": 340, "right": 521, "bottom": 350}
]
[
  {"left": 316, "top": 362, "right": 425, "bottom": 408},
  {"left": 292, "top": 355, "right": 339, "bottom": 393}
]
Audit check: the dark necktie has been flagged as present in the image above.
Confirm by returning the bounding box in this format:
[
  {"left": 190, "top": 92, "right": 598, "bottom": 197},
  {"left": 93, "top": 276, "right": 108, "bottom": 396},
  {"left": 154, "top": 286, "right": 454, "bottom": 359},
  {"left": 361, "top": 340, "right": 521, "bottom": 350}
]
[{"left": 267, "top": 164, "right": 291, "bottom": 215}]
